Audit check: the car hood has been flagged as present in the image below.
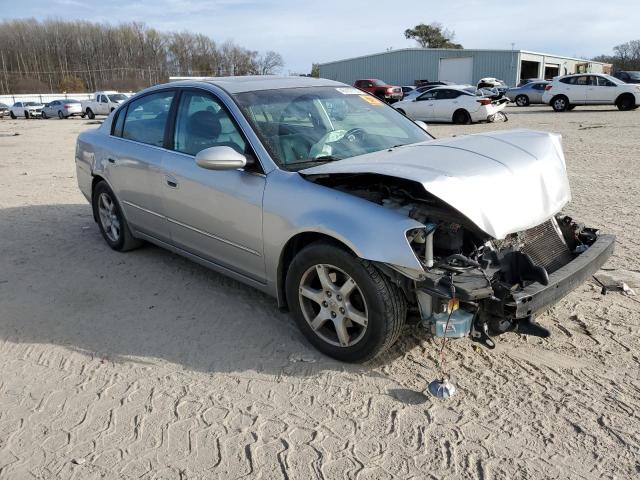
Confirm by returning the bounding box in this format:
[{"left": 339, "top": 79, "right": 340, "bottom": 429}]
[{"left": 300, "top": 129, "right": 571, "bottom": 239}]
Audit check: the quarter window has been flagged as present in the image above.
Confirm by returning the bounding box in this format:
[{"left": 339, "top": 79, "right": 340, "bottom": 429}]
[
  {"left": 173, "top": 91, "right": 246, "bottom": 156},
  {"left": 121, "top": 91, "right": 175, "bottom": 147}
]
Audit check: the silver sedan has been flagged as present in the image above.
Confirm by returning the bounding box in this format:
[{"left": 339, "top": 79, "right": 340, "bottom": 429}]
[
  {"left": 42, "top": 99, "right": 83, "bottom": 119},
  {"left": 75, "top": 77, "right": 614, "bottom": 362},
  {"left": 506, "top": 81, "right": 550, "bottom": 106}
]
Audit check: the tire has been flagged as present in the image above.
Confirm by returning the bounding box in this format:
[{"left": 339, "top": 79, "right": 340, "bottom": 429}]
[
  {"left": 58, "top": 110, "right": 64, "bottom": 119},
  {"left": 286, "top": 242, "right": 406, "bottom": 362},
  {"left": 92, "top": 181, "right": 143, "bottom": 252},
  {"left": 551, "top": 95, "right": 570, "bottom": 112},
  {"left": 515, "top": 95, "right": 529, "bottom": 107},
  {"left": 10, "top": 111, "right": 16, "bottom": 119},
  {"left": 396, "top": 108, "right": 406, "bottom": 116},
  {"left": 42, "top": 111, "right": 48, "bottom": 119},
  {"left": 24, "top": 111, "right": 29, "bottom": 119},
  {"left": 86, "top": 108, "right": 95, "bottom": 119},
  {"left": 616, "top": 94, "right": 635, "bottom": 111},
  {"left": 452, "top": 109, "right": 471, "bottom": 125}
]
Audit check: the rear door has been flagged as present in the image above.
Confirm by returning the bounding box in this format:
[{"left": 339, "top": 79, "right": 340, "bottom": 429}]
[
  {"left": 569, "top": 76, "right": 589, "bottom": 104},
  {"left": 161, "top": 89, "right": 266, "bottom": 281},
  {"left": 529, "top": 82, "right": 547, "bottom": 103},
  {"left": 106, "top": 89, "right": 176, "bottom": 240}
]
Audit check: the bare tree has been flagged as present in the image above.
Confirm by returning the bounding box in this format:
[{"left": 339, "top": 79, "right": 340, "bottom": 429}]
[{"left": 0, "top": 19, "right": 284, "bottom": 93}]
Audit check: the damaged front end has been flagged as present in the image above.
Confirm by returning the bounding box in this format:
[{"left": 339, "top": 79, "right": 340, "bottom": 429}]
[{"left": 305, "top": 172, "right": 615, "bottom": 348}]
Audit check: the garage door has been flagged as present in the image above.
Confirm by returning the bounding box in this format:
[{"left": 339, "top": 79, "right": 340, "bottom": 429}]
[{"left": 438, "top": 57, "right": 473, "bottom": 84}]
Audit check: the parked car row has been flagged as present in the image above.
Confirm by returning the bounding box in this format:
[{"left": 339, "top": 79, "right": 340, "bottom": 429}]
[{"left": 1, "top": 91, "right": 130, "bottom": 120}]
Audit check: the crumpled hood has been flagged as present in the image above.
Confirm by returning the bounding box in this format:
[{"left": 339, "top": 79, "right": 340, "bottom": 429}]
[{"left": 301, "top": 129, "right": 571, "bottom": 239}]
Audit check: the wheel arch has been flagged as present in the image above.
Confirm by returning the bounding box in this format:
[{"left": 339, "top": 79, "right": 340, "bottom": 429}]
[{"left": 277, "top": 232, "right": 358, "bottom": 310}]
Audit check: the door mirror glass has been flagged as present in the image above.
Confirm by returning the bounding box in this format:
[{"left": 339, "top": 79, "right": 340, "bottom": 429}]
[{"left": 195, "top": 146, "right": 247, "bottom": 170}]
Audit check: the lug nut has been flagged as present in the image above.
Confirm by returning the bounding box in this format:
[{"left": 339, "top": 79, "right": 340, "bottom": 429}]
[
  {"left": 322, "top": 301, "right": 328, "bottom": 307},
  {"left": 336, "top": 295, "right": 342, "bottom": 301},
  {"left": 331, "top": 311, "right": 336, "bottom": 318},
  {"left": 326, "top": 291, "right": 332, "bottom": 297},
  {"left": 339, "top": 307, "right": 345, "bottom": 314}
]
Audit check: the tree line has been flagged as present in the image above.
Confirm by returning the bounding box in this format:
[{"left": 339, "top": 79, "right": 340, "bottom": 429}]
[
  {"left": 593, "top": 40, "right": 640, "bottom": 71},
  {"left": 0, "top": 19, "right": 284, "bottom": 94}
]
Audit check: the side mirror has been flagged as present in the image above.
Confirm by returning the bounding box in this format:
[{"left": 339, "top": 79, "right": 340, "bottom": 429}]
[
  {"left": 415, "top": 120, "right": 429, "bottom": 132},
  {"left": 195, "top": 146, "right": 247, "bottom": 170}
]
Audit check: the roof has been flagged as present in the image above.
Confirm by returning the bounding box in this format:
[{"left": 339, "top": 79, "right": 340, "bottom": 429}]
[
  {"left": 169, "top": 75, "right": 346, "bottom": 93},
  {"left": 318, "top": 48, "right": 611, "bottom": 67}
]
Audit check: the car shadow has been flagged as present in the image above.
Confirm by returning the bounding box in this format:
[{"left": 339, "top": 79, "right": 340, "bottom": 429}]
[{"left": 0, "top": 203, "right": 432, "bottom": 378}]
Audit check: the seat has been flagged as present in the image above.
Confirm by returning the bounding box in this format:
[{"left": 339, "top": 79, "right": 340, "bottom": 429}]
[{"left": 184, "top": 110, "right": 222, "bottom": 155}]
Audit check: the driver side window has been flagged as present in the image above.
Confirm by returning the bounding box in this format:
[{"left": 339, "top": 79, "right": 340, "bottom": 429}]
[
  {"left": 417, "top": 91, "right": 436, "bottom": 101},
  {"left": 173, "top": 91, "right": 247, "bottom": 157}
]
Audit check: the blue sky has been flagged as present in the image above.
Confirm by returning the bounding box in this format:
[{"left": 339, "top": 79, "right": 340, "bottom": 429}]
[{"left": 1, "top": 0, "right": 638, "bottom": 73}]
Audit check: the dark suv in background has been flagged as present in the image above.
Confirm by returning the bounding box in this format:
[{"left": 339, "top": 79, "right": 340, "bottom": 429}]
[{"left": 613, "top": 71, "right": 640, "bottom": 84}]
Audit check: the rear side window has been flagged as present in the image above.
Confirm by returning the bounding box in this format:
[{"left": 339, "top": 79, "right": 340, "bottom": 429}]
[
  {"left": 560, "top": 77, "right": 576, "bottom": 84},
  {"left": 121, "top": 91, "right": 175, "bottom": 147}
]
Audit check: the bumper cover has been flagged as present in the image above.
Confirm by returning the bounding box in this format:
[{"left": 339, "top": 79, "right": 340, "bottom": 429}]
[{"left": 508, "top": 234, "right": 615, "bottom": 318}]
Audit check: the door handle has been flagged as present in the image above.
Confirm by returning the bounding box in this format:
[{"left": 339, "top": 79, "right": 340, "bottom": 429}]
[{"left": 165, "top": 175, "right": 178, "bottom": 188}]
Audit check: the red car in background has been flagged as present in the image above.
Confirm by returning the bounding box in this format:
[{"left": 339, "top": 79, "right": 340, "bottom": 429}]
[{"left": 353, "top": 79, "right": 403, "bottom": 103}]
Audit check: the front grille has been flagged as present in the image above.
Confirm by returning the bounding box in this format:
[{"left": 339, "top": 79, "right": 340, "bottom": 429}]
[{"left": 521, "top": 219, "right": 573, "bottom": 273}]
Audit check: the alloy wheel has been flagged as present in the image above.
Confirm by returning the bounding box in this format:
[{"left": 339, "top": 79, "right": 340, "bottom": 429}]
[
  {"left": 98, "top": 192, "right": 121, "bottom": 242},
  {"left": 298, "top": 263, "right": 368, "bottom": 347}
]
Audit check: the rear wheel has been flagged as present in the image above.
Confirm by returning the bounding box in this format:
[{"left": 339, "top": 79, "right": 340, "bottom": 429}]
[
  {"left": 551, "top": 95, "right": 570, "bottom": 112},
  {"left": 92, "top": 181, "right": 143, "bottom": 252},
  {"left": 452, "top": 109, "right": 471, "bottom": 124},
  {"left": 24, "top": 111, "right": 29, "bottom": 119},
  {"left": 42, "top": 111, "right": 48, "bottom": 119},
  {"left": 58, "top": 110, "right": 64, "bottom": 119},
  {"left": 515, "top": 95, "right": 529, "bottom": 107},
  {"left": 617, "top": 94, "right": 635, "bottom": 111},
  {"left": 86, "top": 108, "right": 95, "bottom": 119},
  {"left": 286, "top": 242, "right": 406, "bottom": 362}
]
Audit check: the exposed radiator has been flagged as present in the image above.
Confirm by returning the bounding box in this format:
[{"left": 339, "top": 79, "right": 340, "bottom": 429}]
[{"left": 521, "top": 219, "right": 573, "bottom": 273}]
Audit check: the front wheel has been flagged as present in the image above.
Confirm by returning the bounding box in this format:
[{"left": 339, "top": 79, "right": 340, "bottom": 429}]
[
  {"left": 24, "top": 111, "right": 29, "bottom": 119},
  {"left": 10, "top": 111, "right": 16, "bottom": 119},
  {"left": 92, "top": 181, "right": 143, "bottom": 252},
  {"left": 515, "top": 95, "right": 529, "bottom": 107},
  {"left": 617, "top": 94, "right": 635, "bottom": 111},
  {"left": 58, "top": 110, "right": 64, "bottom": 119},
  {"left": 86, "top": 108, "right": 95, "bottom": 119},
  {"left": 286, "top": 242, "right": 406, "bottom": 362},
  {"left": 42, "top": 111, "right": 48, "bottom": 119}
]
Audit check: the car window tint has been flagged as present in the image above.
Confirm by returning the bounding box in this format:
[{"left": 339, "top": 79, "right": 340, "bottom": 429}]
[
  {"left": 122, "top": 91, "right": 174, "bottom": 147},
  {"left": 597, "top": 76, "right": 614, "bottom": 87},
  {"left": 575, "top": 76, "right": 589, "bottom": 86},
  {"left": 173, "top": 91, "right": 246, "bottom": 156},
  {"left": 112, "top": 104, "right": 127, "bottom": 137}
]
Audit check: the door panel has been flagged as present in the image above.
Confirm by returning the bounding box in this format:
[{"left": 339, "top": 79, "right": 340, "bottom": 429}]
[
  {"left": 108, "top": 90, "right": 176, "bottom": 240},
  {"left": 587, "top": 76, "right": 619, "bottom": 103},
  {"left": 162, "top": 89, "right": 266, "bottom": 281}
]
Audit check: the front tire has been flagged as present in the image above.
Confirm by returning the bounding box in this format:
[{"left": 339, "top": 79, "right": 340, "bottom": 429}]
[
  {"left": 286, "top": 242, "right": 406, "bottom": 362},
  {"left": 515, "top": 95, "right": 529, "bottom": 106},
  {"left": 86, "top": 108, "right": 95, "bottom": 119},
  {"left": 617, "top": 94, "right": 635, "bottom": 111},
  {"left": 58, "top": 110, "right": 64, "bottom": 119},
  {"left": 92, "top": 181, "right": 143, "bottom": 252},
  {"left": 24, "top": 111, "right": 29, "bottom": 119},
  {"left": 10, "top": 111, "right": 16, "bottom": 119},
  {"left": 42, "top": 111, "right": 48, "bottom": 119},
  {"left": 551, "top": 95, "right": 570, "bottom": 112}
]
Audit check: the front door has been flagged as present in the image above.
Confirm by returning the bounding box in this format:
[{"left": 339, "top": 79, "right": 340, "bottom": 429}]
[
  {"left": 162, "top": 89, "right": 266, "bottom": 282},
  {"left": 587, "top": 76, "right": 619, "bottom": 104},
  {"left": 407, "top": 90, "right": 436, "bottom": 120}
]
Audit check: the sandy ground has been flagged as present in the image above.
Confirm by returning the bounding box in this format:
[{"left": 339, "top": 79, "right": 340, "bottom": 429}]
[{"left": 0, "top": 106, "right": 639, "bottom": 480}]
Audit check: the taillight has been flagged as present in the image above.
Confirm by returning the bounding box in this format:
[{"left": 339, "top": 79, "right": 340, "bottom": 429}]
[
  {"left": 477, "top": 99, "right": 492, "bottom": 105},
  {"left": 545, "top": 85, "right": 553, "bottom": 91},
  {"left": 64, "top": 105, "right": 70, "bottom": 109}
]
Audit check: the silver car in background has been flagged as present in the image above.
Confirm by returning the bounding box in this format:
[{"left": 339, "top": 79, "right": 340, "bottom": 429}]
[
  {"left": 42, "top": 99, "right": 83, "bottom": 119},
  {"left": 507, "top": 81, "right": 550, "bottom": 106},
  {"left": 75, "top": 76, "right": 614, "bottom": 362}
]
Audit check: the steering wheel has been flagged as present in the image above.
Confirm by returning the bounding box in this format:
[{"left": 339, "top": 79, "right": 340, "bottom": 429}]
[{"left": 343, "top": 127, "right": 367, "bottom": 143}]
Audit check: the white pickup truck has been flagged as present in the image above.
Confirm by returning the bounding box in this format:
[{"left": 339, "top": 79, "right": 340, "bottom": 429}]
[{"left": 81, "top": 91, "right": 128, "bottom": 119}]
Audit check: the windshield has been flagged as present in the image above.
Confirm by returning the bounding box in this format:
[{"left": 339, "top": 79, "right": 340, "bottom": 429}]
[
  {"left": 234, "top": 87, "right": 431, "bottom": 170},
  {"left": 108, "top": 94, "right": 128, "bottom": 102},
  {"left": 601, "top": 74, "right": 625, "bottom": 85},
  {"left": 372, "top": 79, "right": 387, "bottom": 87},
  {"left": 625, "top": 71, "right": 640, "bottom": 80}
]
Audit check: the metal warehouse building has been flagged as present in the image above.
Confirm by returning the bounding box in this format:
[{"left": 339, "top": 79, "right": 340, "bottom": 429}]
[{"left": 318, "top": 48, "right": 612, "bottom": 86}]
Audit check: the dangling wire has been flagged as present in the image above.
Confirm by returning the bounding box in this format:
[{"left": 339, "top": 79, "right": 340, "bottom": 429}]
[{"left": 436, "top": 273, "right": 456, "bottom": 380}]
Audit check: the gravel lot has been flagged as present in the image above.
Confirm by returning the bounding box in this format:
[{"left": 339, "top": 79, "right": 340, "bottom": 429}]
[{"left": 1, "top": 106, "right": 639, "bottom": 479}]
